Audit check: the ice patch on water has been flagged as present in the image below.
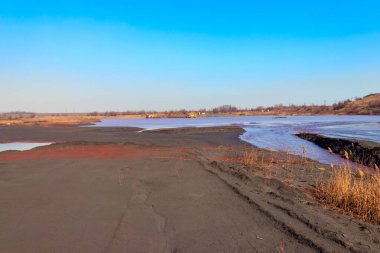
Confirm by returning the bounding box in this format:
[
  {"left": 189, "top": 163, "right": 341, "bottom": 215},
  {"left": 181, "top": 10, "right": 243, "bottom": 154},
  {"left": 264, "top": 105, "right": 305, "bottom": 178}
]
[
  {"left": 88, "top": 115, "right": 380, "bottom": 166},
  {"left": 0, "top": 142, "right": 53, "bottom": 152}
]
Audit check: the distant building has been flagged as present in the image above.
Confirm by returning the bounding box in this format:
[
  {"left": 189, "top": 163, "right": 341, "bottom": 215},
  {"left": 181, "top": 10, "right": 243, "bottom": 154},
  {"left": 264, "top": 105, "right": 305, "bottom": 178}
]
[
  {"left": 146, "top": 114, "right": 160, "bottom": 118},
  {"left": 187, "top": 112, "right": 198, "bottom": 118}
]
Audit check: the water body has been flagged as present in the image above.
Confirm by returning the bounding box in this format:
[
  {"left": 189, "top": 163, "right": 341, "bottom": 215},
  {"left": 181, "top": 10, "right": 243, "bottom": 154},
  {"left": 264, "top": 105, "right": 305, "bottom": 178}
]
[
  {"left": 92, "top": 116, "right": 380, "bottom": 165},
  {"left": 0, "top": 142, "right": 53, "bottom": 152}
]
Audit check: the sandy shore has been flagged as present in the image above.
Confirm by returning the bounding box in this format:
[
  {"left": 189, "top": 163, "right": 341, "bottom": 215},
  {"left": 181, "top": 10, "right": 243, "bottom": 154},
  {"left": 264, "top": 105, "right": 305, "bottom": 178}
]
[{"left": 0, "top": 125, "right": 379, "bottom": 252}]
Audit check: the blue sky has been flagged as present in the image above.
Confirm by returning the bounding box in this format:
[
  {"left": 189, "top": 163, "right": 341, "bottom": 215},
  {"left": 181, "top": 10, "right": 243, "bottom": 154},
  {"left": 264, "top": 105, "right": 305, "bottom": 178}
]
[{"left": 1, "top": 1, "right": 380, "bottom": 112}]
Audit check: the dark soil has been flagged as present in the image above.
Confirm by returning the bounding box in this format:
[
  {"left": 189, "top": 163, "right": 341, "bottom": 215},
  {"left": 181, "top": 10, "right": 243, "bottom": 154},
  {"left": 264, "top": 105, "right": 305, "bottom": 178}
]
[
  {"left": 296, "top": 133, "right": 380, "bottom": 169},
  {"left": 0, "top": 125, "right": 379, "bottom": 252}
]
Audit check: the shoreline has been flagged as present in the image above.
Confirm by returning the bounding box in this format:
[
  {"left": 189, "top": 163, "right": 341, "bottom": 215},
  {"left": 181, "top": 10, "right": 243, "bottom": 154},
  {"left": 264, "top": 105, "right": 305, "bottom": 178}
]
[
  {"left": 1, "top": 125, "right": 380, "bottom": 252},
  {"left": 296, "top": 133, "right": 380, "bottom": 169},
  {"left": 2, "top": 123, "right": 378, "bottom": 166},
  {"left": 1, "top": 113, "right": 379, "bottom": 127}
]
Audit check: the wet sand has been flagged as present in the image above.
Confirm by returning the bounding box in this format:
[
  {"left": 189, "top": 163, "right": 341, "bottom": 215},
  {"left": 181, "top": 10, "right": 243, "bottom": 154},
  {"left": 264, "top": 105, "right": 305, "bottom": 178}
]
[{"left": 0, "top": 125, "right": 379, "bottom": 252}]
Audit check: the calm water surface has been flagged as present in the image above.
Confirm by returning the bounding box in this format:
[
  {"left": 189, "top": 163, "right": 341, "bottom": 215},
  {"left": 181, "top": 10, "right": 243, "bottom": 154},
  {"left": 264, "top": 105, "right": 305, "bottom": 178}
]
[
  {"left": 92, "top": 116, "right": 380, "bottom": 166},
  {"left": 0, "top": 142, "right": 53, "bottom": 152}
]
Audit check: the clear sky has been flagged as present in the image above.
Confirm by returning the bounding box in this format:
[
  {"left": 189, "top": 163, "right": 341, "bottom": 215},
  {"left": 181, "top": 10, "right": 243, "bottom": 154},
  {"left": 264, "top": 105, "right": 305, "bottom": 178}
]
[{"left": 1, "top": 1, "right": 380, "bottom": 112}]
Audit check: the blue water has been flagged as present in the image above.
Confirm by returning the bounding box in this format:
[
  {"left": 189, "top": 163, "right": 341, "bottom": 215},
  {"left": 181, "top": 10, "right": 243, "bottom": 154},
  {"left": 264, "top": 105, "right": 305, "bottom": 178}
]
[{"left": 91, "top": 116, "right": 380, "bottom": 166}]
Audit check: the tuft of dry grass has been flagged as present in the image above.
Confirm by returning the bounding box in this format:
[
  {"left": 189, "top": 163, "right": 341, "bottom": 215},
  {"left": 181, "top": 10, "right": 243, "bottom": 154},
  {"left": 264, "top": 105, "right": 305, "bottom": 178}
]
[
  {"left": 241, "top": 149, "right": 259, "bottom": 166},
  {"left": 315, "top": 165, "right": 380, "bottom": 224},
  {"left": 276, "top": 240, "right": 286, "bottom": 253},
  {"left": 238, "top": 148, "right": 303, "bottom": 182}
]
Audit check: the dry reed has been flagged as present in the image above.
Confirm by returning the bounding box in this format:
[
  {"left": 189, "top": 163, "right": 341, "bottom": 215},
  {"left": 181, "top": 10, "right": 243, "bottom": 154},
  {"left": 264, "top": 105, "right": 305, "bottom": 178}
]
[
  {"left": 315, "top": 164, "right": 380, "bottom": 224},
  {"left": 239, "top": 146, "right": 380, "bottom": 224}
]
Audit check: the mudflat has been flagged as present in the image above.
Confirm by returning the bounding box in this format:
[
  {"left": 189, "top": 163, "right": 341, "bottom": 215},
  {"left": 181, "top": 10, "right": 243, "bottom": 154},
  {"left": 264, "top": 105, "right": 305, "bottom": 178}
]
[{"left": 0, "top": 126, "right": 379, "bottom": 252}]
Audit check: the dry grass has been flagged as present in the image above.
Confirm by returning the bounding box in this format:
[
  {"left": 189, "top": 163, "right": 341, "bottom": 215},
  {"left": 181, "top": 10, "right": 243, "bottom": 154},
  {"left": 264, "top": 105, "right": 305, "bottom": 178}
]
[
  {"left": 241, "top": 149, "right": 259, "bottom": 166},
  {"left": 276, "top": 240, "right": 286, "bottom": 253},
  {"left": 0, "top": 115, "right": 102, "bottom": 126},
  {"left": 117, "top": 170, "right": 126, "bottom": 186},
  {"left": 315, "top": 164, "right": 380, "bottom": 224},
  {"left": 239, "top": 149, "right": 274, "bottom": 177},
  {"left": 0, "top": 114, "right": 145, "bottom": 126},
  {"left": 238, "top": 147, "right": 307, "bottom": 181},
  {"left": 233, "top": 146, "right": 380, "bottom": 225}
]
